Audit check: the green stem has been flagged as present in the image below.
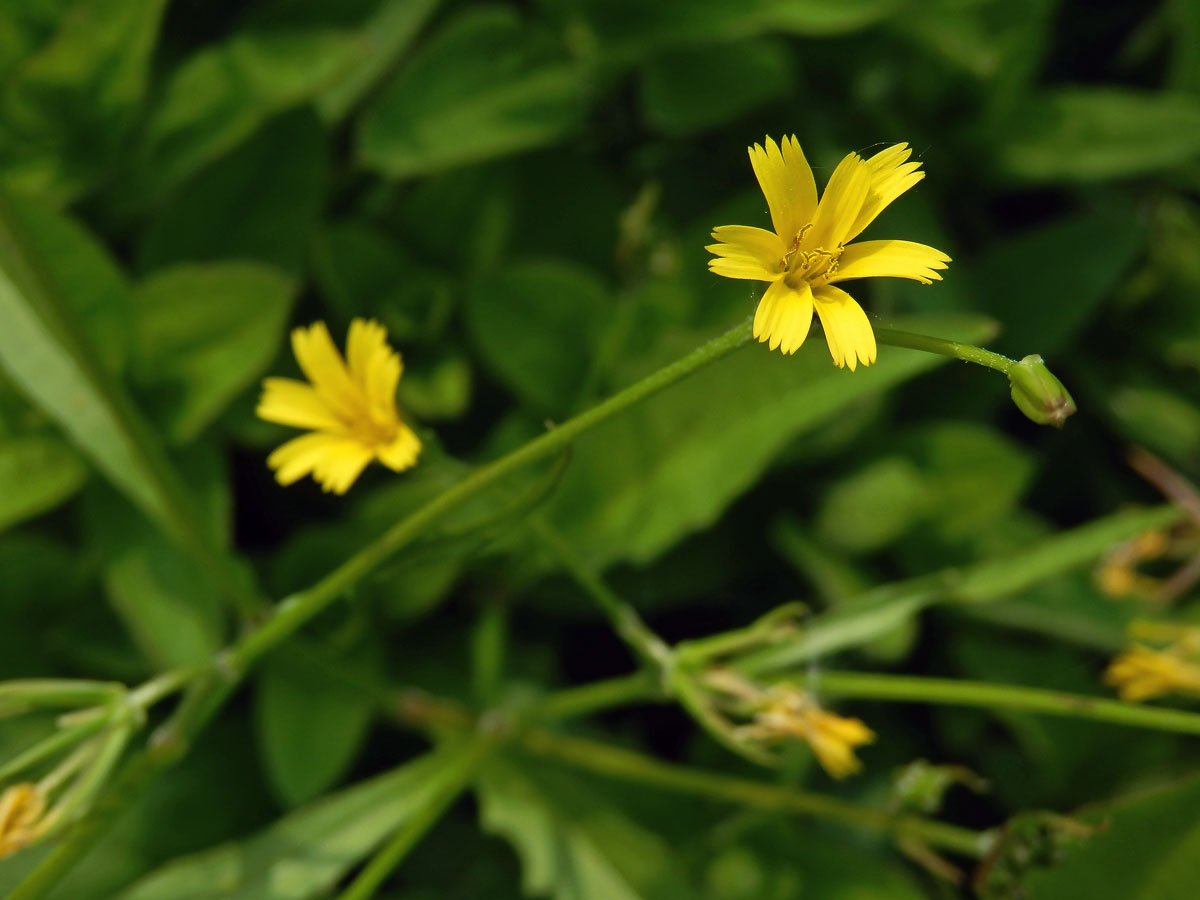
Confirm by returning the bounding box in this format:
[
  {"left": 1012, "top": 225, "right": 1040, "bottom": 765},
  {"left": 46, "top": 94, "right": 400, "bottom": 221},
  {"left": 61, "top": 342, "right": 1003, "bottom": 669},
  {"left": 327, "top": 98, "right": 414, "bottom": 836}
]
[
  {"left": 525, "top": 671, "right": 663, "bottom": 722},
  {"left": 529, "top": 516, "right": 673, "bottom": 671},
  {"left": 815, "top": 670, "right": 1200, "bottom": 736},
  {"left": 875, "top": 326, "right": 1015, "bottom": 373},
  {"left": 229, "top": 317, "right": 752, "bottom": 674},
  {"left": 334, "top": 735, "right": 497, "bottom": 900},
  {"left": 518, "top": 729, "right": 991, "bottom": 859},
  {"left": 11, "top": 318, "right": 753, "bottom": 900}
]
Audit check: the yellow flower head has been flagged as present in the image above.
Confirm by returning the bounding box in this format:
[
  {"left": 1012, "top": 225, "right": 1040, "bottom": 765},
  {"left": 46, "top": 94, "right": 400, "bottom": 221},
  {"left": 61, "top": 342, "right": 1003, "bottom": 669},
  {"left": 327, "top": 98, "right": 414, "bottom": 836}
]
[
  {"left": 258, "top": 319, "right": 421, "bottom": 494},
  {"left": 0, "top": 783, "right": 51, "bottom": 859},
  {"left": 737, "top": 684, "right": 875, "bottom": 779},
  {"left": 708, "top": 136, "right": 950, "bottom": 369},
  {"left": 1104, "top": 644, "right": 1200, "bottom": 702}
]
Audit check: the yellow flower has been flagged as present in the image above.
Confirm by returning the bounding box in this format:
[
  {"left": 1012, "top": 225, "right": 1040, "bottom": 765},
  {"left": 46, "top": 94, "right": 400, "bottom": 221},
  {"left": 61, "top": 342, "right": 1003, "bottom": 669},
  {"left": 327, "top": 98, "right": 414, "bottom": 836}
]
[
  {"left": 708, "top": 136, "right": 950, "bottom": 369},
  {"left": 258, "top": 319, "right": 421, "bottom": 494},
  {"left": 1104, "top": 645, "right": 1200, "bottom": 702},
  {"left": 737, "top": 685, "right": 875, "bottom": 778},
  {"left": 0, "top": 783, "right": 51, "bottom": 859}
]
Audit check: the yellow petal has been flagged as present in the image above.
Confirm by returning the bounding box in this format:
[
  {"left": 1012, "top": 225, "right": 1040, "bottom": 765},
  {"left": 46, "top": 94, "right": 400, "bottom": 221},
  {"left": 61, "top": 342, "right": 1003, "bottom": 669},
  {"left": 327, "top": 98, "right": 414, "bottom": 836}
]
[
  {"left": 346, "top": 318, "right": 402, "bottom": 415},
  {"left": 257, "top": 377, "right": 345, "bottom": 431},
  {"left": 813, "top": 284, "right": 876, "bottom": 371},
  {"left": 753, "top": 279, "right": 814, "bottom": 355},
  {"left": 807, "top": 152, "right": 871, "bottom": 251},
  {"left": 830, "top": 240, "right": 951, "bottom": 285},
  {"left": 748, "top": 135, "right": 818, "bottom": 245},
  {"left": 376, "top": 425, "right": 422, "bottom": 472},
  {"left": 709, "top": 225, "right": 787, "bottom": 266},
  {"left": 291, "top": 322, "right": 363, "bottom": 422},
  {"left": 267, "top": 432, "right": 363, "bottom": 489},
  {"left": 313, "top": 444, "right": 375, "bottom": 495},
  {"left": 845, "top": 143, "right": 926, "bottom": 241},
  {"left": 707, "top": 257, "right": 779, "bottom": 282}
]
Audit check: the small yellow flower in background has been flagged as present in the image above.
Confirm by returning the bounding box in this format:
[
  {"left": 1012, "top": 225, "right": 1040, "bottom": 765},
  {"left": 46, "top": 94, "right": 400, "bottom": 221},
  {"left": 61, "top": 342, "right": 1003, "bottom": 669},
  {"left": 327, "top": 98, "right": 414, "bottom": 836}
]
[
  {"left": 736, "top": 683, "right": 875, "bottom": 778},
  {"left": 708, "top": 136, "right": 950, "bottom": 369},
  {"left": 1094, "top": 528, "right": 1172, "bottom": 600},
  {"left": 258, "top": 319, "right": 421, "bottom": 494},
  {"left": 0, "top": 783, "right": 52, "bottom": 859},
  {"left": 1104, "top": 645, "right": 1200, "bottom": 702}
]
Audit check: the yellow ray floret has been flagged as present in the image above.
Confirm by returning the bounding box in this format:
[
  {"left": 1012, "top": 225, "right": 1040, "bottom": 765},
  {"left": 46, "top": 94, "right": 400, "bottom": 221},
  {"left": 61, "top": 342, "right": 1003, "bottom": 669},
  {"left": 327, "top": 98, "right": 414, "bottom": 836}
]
[
  {"left": 708, "top": 137, "right": 950, "bottom": 368},
  {"left": 257, "top": 319, "right": 421, "bottom": 494}
]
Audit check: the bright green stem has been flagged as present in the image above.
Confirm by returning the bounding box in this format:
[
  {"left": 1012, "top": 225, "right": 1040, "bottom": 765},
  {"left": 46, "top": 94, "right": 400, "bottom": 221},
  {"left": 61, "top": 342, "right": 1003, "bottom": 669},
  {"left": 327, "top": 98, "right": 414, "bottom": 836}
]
[
  {"left": 519, "top": 729, "right": 991, "bottom": 859},
  {"left": 529, "top": 516, "right": 673, "bottom": 671},
  {"left": 334, "top": 735, "right": 498, "bottom": 900},
  {"left": 815, "top": 671, "right": 1200, "bottom": 736},
  {"left": 229, "top": 317, "right": 752, "bottom": 673},
  {"left": 11, "top": 318, "right": 753, "bottom": 900},
  {"left": 525, "top": 671, "right": 663, "bottom": 722},
  {"left": 875, "top": 326, "right": 1015, "bottom": 373}
]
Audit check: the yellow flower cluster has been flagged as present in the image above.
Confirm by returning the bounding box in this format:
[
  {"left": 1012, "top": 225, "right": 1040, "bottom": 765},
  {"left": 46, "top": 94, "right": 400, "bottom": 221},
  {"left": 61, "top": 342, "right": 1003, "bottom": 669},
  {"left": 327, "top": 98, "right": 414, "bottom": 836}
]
[
  {"left": 0, "top": 784, "right": 52, "bottom": 860},
  {"left": 1104, "top": 622, "right": 1200, "bottom": 702}
]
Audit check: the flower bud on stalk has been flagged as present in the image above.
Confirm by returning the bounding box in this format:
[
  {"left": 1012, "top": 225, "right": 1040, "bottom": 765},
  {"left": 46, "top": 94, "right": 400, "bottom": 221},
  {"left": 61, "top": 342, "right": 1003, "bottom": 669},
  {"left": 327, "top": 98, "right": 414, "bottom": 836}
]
[{"left": 1007, "top": 355, "right": 1076, "bottom": 427}]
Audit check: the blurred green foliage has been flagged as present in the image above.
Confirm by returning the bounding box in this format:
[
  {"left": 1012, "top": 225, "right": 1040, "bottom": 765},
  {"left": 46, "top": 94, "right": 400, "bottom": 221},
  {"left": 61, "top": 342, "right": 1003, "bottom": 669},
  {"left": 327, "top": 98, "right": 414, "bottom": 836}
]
[{"left": 1, "top": 0, "right": 1200, "bottom": 897}]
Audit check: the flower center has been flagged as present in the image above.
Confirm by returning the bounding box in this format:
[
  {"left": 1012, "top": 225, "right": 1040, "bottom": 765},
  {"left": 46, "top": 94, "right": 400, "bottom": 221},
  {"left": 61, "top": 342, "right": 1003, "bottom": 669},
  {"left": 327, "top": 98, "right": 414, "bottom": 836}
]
[
  {"left": 780, "top": 224, "right": 842, "bottom": 289},
  {"left": 346, "top": 406, "right": 399, "bottom": 447}
]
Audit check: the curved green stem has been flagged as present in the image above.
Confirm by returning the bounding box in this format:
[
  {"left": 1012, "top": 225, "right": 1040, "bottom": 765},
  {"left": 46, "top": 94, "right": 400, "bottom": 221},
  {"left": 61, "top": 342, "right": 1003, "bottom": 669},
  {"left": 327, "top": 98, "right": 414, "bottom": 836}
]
[
  {"left": 814, "top": 670, "right": 1200, "bottom": 736},
  {"left": 875, "top": 326, "right": 1015, "bottom": 373},
  {"left": 11, "top": 317, "right": 753, "bottom": 900}
]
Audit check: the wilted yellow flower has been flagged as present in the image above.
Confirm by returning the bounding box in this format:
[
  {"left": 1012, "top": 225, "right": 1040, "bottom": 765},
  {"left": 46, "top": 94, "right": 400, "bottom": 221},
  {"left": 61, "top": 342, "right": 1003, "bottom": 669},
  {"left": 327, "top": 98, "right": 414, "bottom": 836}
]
[
  {"left": 737, "top": 685, "right": 875, "bottom": 778},
  {"left": 258, "top": 319, "right": 421, "bottom": 494},
  {"left": 708, "top": 136, "right": 950, "bottom": 369},
  {"left": 1104, "top": 645, "right": 1200, "bottom": 702},
  {"left": 0, "top": 783, "right": 51, "bottom": 859}
]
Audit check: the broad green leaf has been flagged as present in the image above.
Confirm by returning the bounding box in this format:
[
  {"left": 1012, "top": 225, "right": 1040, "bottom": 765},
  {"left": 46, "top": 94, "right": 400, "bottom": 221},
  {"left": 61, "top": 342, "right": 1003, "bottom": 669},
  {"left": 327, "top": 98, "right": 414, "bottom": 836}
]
[
  {"left": 0, "top": 0, "right": 167, "bottom": 203},
  {"left": 466, "top": 259, "right": 610, "bottom": 413},
  {"left": 0, "top": 192, "right": 211, "bottom": 555},
  {"left": 117, "top": 29, "right": 357, "bottom": 214},
  {"left": 545, "top": 314, "right": 996, "bottom": 569},
  {"left": 255, "top": 646, "right": 378, "bottom": 807},
  {"left": 815, "top": 457, "right": 928, "bottom": 553},
  {"left": 970, "top": 208, "right": 1142, "bottom": 355},
  {"left": 137, "top": 110, "right": 328, "bottom": 275},
  {"left": 0, "top": 434, "right": 87, "bottom": 532},
  {"left": 478, "top": 757, "right": 698, "bottom": 900},
  {"left": 103, "top": 530, "right": 226, "bottom": 669},
  {"left": 558, "top": 0, "right": 900, "bottom": 65},
  {"left": 998, "top": 89, "right": 1200, "bottom": 181},
  {"left": 1019, "top": 775, "right": 1200, "bottom": 899},
  {"left": 131, "top": 262, "right": 295, "bottom": 441},
  {"left": 641, "top": 39, "right": 794, "bottom": 136},
  {"left": 358, "top": 6, "right": 586, "bottom": 178},
  {"left": 116, "top": 742, "right": 485, "bottom": 900}
]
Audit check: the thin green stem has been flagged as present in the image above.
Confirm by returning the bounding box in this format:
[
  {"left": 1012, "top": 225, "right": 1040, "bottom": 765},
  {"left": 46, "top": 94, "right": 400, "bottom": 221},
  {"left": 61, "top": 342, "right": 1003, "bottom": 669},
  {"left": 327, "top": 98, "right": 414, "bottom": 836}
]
[
  {"left": 228, "top": 317, "right": 752, "bottom": 674},
  {"left": 11, "top": 318, "right": 753, "bottom": 900},
  {"left": 529, "top": 516, "right": 673, "bottom": 671},
  {"left": 524, "top": 671, "right": 664, "bottom": 723},
  {"left": 334, "top": 735, "right": 498, "bottom": 900},
  {"left": 518, "top": 729, "right": 991, "bottom": 859},
  {"left": 814, "top": 670, "right": 1200, "bottom": 736},
  {"left": 875, "top": 326, "right": 1015, "bottom": 373}
]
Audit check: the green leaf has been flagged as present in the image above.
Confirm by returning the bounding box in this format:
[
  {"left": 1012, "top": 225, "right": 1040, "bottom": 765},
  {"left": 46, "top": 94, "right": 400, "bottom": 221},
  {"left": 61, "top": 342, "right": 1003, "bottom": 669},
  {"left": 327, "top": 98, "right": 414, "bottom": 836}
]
[
  {"left": 478, "top": 757, "right": 698, "bottom": 900},
  {"left": 0, "top": 191, "right": 211, "bottom": 556},
  {"left": 255, "top": 646, "right": 378, "bottom": 807},
  {"left": 118, "top": 29, "right": 357, "bottom": 214},
  {"left": 131, "top": 262, "right": 296, "bottom": 442},
  {"left": 561, "top": 0, "right": 900, "bottom": 65},
  {"left": 0, "top": 0, "right": 168, "bottom": 203},
  {"left": 358, "top": 6, "right": 586, "bottom": 178},
  {"left": 1018, "top": 775, "right": 1200, "bottom": 899},
  {"left": 115, "top": 743, "right": 485, "bottom": 900},
  {"left": 0, "top": 434, "right": 87, "bottom": 532},
  {"left": 998, "top": 89, "right": 1200, "bottom": 181},
  {"left": 545, "top": 314, "right": 997, "bottom": 569},
  {"left": 137, "top": 109, "right": 328, "bottom": 275},
  {"left": 466, "top": 259, "right": 610, "bottom": 413},
  {"left": 641, "top": 38, "right": 794, "bottom": 136},
  {"left": 815, "top": 457, "right": 928, "bottom": 553},
  {"left": 970, "top": 208, "right": 1142, "bottom": 355}
]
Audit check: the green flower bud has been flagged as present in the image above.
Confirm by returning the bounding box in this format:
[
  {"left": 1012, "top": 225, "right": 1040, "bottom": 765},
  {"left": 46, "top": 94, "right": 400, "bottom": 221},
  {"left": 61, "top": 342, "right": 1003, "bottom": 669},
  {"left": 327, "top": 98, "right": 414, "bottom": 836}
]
[{"left": 1008, "top": 355, "right": 1076, "bottom": 427}]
